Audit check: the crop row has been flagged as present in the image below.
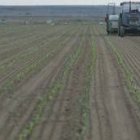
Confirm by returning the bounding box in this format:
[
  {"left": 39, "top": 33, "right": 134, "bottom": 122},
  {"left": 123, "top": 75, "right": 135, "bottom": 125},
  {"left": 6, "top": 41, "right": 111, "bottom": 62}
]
[
  {"left": 0, "top": 25, "right": 73, "bottom": 61},
  {"left": 18, "top": 27, "right": 84, "bottom": 140},
  {"left": 0, "top": 25, "right": 75, "bottom": 78},
  {"left": 106, "top": 37, "right": 140, "bottom": 103},
  {"left": 78, "top": 26, "right": 97, "bottom": 140},
  {"left": 96, "top": 24, "right": 140, "bottom": 103},
  {"left": 0, "top": 26, "right": 80, "bottom": 97}
]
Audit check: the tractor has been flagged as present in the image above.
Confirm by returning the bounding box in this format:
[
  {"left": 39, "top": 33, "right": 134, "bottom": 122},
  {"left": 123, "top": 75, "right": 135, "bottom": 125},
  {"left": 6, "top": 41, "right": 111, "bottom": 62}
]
[{"left": 118, "top": 1, "right": 140, "bottom": 37}]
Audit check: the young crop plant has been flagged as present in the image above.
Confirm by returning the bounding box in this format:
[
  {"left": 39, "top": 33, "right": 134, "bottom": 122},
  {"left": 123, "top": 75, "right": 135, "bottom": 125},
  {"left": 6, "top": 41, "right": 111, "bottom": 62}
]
[
  {"left": 77, "top": 34, "right": 97, "bottom": 140},
  {"left": 18, "top": 36, "right": 83, "bottom": 140},
  {"left": 0, "top": 31, "right": 75, "bottom": 96},
  {"left": 106, "top": 38, "right": 140, "bottom": 103},
  {"left": 19, "top": 82, "right": 63, "bottom": 140}
]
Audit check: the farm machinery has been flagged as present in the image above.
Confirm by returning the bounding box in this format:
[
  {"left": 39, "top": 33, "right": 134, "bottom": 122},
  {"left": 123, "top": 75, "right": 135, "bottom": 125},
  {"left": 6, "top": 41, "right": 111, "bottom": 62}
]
[
  {"left": 118, "top": 1, "right": 140, "bottom": 37},
  {"left": 105, "top": 3, "right": 119, "bottom": 34}
]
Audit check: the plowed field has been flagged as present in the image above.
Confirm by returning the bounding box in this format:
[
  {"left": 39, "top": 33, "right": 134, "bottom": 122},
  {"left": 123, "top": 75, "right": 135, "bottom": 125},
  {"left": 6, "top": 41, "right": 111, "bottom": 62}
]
[{"left": 0, "top": 23, "right": 140, "bottom": 140}]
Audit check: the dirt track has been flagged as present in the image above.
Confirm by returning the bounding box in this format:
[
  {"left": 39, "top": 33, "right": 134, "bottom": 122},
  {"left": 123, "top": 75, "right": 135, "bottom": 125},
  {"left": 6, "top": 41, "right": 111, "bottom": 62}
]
[
  {"left": 88, "top": 25, "right": 140, "bottom": 140},
  {"left": 0, "top": 24, "right": 140, "bottom": 140}
]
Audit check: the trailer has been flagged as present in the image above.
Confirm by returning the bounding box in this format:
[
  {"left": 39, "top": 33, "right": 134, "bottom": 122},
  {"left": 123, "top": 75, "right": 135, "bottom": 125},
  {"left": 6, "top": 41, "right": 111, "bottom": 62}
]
[{"left": 105, "top": 3, "right": 119, "bottom": 34}]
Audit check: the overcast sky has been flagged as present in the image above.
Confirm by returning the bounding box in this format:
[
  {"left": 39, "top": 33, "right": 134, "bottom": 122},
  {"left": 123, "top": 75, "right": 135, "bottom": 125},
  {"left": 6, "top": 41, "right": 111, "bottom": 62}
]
[{"left": 0, "top": 0, "right": 125, "bottom": 5}]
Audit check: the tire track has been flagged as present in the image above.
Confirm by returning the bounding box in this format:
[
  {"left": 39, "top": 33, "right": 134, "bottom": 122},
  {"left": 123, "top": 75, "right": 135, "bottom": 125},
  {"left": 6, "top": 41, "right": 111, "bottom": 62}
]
[
  {"left": 107, "top": 36, "right": 140, "bottom": 87},
  {"left": 89, "top": 36, "right": 113, "bottom": 140},
  {"left": 89, "top": 25, "right": 140, "bottom": 140}
]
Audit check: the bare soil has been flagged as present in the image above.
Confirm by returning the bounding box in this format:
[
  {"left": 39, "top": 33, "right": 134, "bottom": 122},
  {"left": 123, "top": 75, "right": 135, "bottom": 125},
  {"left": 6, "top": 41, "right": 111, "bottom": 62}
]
[{"left": 0, "top": 23, "right": 140, "bottom": 140}]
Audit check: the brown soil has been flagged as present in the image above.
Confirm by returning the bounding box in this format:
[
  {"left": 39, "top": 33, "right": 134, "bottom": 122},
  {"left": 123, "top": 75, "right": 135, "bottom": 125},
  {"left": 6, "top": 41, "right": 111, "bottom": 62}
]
[
  {"left": 0, "top": 24, "right": 140, "bottom": 140},
  {"left": 88, "top": 25, "right": 140, "bottom": 140}
]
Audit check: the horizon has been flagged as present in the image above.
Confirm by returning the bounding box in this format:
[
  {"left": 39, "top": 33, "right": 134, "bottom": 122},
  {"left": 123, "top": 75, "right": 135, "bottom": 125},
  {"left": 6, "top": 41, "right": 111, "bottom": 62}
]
[
  {"left": 1, "top": 0, "right": 140, "bottom": 6},
  {"left": 0, "top": 0, "right": 123, "bottom": 6},
  {"left": 0, "top": 4, "right": 120, "bottom": 6}
]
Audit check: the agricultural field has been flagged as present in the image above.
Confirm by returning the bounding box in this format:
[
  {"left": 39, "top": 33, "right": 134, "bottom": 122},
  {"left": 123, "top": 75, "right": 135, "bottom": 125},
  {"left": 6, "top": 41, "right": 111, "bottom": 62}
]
[{"left": 0, "top": 23, "right": 140, "bottom": 140}]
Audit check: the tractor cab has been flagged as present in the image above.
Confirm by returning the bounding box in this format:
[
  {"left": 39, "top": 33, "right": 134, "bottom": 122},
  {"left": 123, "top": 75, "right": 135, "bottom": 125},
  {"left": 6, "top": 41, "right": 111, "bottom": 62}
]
[
  {"left": 118, "top": 1, "right": 140, "bottom": 37},
  {"left": 121, "top": 2, "right": 140, "bottom": 13}
]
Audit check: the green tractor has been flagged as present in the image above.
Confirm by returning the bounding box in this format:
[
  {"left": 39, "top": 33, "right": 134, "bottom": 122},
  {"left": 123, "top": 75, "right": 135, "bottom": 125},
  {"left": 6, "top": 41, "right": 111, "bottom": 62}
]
[{"left": 118, "top": 1, "right": 140, "bottom": 37}]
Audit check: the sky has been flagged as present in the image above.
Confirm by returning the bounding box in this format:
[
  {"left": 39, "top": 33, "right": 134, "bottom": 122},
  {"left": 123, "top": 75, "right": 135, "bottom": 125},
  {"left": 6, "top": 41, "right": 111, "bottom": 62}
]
[{"left": 0, "top": 0, "right": 124, "bottom": 6}]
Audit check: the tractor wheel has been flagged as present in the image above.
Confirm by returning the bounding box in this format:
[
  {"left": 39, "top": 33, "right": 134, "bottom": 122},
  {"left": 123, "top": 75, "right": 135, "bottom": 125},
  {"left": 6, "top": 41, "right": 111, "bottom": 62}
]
[
  {"left": 107, "top": 31, "right": 110, "bottom": 35},
  {"left": 120, "top": 26, "right": 125, "bottom": 37},
  {"left": 118, "top": 28, "right": 120, "bottom": 36}
]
